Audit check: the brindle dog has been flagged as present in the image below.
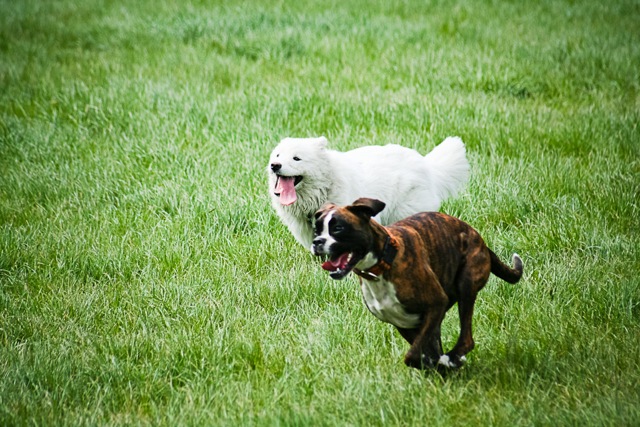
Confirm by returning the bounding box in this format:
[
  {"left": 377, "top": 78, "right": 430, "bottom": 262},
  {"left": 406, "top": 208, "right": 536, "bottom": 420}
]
[{"left": 311, "top": 198, "right": 523, "bottom": 370}]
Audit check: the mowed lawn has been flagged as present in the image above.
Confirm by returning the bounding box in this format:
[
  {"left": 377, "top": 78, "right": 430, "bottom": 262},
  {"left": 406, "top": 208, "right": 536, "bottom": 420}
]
[{"left": 1, "top": 0, "right": 639, "bottom": 425}]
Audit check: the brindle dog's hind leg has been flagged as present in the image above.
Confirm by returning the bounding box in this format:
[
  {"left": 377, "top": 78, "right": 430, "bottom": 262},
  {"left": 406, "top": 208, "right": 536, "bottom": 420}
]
[{"left": 439, "top": 249, "right": 491, "bottom": 369}]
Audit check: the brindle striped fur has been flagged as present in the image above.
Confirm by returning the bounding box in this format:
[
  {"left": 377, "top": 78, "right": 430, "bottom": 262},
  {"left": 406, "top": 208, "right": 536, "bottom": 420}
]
[{"left": 313, "top": 198, "right": 523, "bottom": 370}]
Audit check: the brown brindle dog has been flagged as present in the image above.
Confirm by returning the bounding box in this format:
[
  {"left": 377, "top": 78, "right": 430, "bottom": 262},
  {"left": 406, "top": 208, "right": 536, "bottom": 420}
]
[{"left": 311, "top": 198, "right": 523, "bottom": 370}]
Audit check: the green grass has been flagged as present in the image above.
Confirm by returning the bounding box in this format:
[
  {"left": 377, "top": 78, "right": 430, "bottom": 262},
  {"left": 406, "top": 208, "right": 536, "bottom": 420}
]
[{"left": 1, "top": 0, "right": 639, "bottom": 425}]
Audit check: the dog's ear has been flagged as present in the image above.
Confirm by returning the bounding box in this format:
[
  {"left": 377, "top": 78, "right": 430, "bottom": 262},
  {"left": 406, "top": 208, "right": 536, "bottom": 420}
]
[
  {"left": 347, "top": 198, "right": 386, "bottom": 220},
  {"left": 313, "top": 136, "right": 328, "bottom": 148}
]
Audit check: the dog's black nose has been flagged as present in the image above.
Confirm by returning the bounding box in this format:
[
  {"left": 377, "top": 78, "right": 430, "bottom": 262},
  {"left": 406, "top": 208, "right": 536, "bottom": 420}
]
[
  {"left": 312, "top": 237, "right": 326, "bottom": 247},
  {"left": 271, "top": 163, "right": 282, "bottom": 172}
]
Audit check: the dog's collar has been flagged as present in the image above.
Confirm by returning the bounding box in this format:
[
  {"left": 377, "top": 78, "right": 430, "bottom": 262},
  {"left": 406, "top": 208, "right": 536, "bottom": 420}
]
[{"left": 354, "top": 234, "right": 399, "bottom": 281}]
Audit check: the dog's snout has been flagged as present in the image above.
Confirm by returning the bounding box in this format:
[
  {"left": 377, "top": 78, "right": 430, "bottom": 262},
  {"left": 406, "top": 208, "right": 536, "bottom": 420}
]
[
  {"left": 311, "top": 237, "right": 326, "bottom": 254},
  {"left": 313, "top": 237, "right": 326, "bottom": 246},
  {"left": 270, "top": 162, "right": 282, "bottom": 172},
  {"left": 311, "top": 237, "right": 327, "bottom": 255}
]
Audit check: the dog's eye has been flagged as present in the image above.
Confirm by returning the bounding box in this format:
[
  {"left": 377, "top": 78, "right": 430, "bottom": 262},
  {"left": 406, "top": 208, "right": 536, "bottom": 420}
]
[
  {"left": 293, "top": 156, "right": 301, "bottom": 161},
  {"left": 328, "top": 218, "right": 347, "bottom": 234}
]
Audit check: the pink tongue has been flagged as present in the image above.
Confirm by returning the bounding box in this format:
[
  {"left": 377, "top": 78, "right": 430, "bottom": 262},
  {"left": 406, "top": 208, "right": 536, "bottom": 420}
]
[
  {"left": 321, "top": 253, "right": 350, "bottom": 272},
  {"left": 276, "top": 176, "right": 297, "bottom": 206}
]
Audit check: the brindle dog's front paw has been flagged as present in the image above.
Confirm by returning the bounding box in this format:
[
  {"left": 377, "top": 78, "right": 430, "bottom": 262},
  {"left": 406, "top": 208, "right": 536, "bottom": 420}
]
[
  {"left": 404, "top": 351, "right": 438, "bottom": 369},
  {"left": 403, "top": 352, "right": 421, "bottom": 369}
]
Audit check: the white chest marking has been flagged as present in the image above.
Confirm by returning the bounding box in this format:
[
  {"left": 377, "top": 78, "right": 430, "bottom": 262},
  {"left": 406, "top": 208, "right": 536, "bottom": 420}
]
[{"left": 360, "top": 277, "right": 420, "bottom": 329}]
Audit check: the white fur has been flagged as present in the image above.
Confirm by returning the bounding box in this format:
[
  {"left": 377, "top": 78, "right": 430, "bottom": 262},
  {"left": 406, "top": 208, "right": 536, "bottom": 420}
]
[
  {"left": 359, "top": 275, "right": 421, "bottom": 329},
  {"left": 357, "top": 250, "right": 420, "bottom": 329},
  {"left": 268, "top": 136, "right": 470, "bottom": 248},
  {"left": 438, "top": 354, "right": 467, "bottom": 368}
]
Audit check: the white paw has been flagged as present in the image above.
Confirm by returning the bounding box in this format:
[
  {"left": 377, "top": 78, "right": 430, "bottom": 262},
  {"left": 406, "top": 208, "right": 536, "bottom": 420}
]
[
  {"left": 438, "top": 354, "right": 467, "bottom": 368},
  {"left": 438, "top": 355, "right": 455, "bottom": 368}
]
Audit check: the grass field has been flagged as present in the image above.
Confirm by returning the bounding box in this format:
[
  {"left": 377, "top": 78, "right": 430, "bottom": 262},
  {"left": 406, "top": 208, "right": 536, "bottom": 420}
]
[{"left": 1, "top": 0, "right": 639, "bottom": 425}]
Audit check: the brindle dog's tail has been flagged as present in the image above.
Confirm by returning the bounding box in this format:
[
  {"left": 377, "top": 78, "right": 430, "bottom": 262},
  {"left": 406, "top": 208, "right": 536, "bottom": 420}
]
[{"left": 489, "top": 251, "right": 523, "bottom": 284}]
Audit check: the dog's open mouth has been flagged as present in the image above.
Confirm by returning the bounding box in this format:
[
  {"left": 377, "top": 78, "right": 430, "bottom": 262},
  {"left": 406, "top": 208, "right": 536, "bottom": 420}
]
[
  {"left": 274, "top": 175, "right": 303, "bottom": 206},
  {"left": 321, "top": 252, "right": 361, "bottom": 280}
]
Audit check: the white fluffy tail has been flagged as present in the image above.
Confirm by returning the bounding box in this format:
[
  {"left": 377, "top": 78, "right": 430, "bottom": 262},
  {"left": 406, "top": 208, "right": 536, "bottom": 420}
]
[{"left": 424, "top": 136, "right": 470, "bottom": 200}]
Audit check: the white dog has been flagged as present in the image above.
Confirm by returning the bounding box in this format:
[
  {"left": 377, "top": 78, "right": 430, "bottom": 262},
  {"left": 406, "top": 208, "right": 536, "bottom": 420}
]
[{"left": 267, "top": 136, "right": 470, "bottom": 249}]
